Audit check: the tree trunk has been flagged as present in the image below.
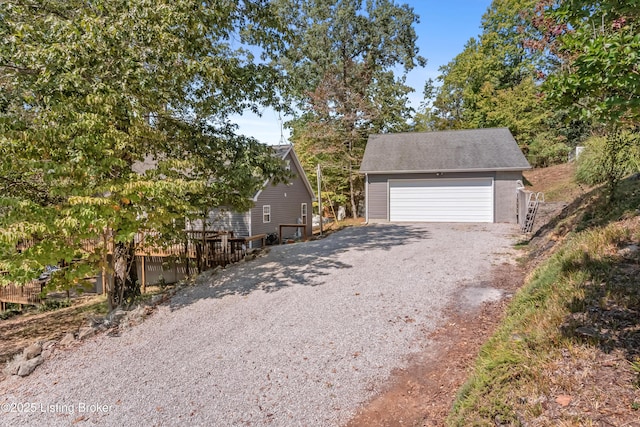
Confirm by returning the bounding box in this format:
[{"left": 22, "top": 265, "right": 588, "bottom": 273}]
[{"left": 108, "top": 240, "right": 139, "bottom": 310}]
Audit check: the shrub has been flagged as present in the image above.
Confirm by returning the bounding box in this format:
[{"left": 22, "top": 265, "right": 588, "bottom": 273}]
[{"left": 576, "top": 130, "right": 640, "bottom": 200}]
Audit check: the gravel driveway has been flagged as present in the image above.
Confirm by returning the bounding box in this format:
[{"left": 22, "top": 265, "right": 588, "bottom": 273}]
[{"left": 1, "top": 223, "right": 518, "bottom": 426}]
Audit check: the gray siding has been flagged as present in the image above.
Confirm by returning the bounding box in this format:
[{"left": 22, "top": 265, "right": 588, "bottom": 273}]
[
  {"left": 367, "top": 175, "right": 388, "bottom": 220},
  {"left": 494, "top": 171, "right": 522, "bottom": 223},
  {"left": 251, "top": 152, "right": 313, "bottom": 240},
  {"left": 187, "top": 209, "right": 250, "bottom": 237},
  {"left": 366, "top": 171, "right": 521, "bottom": 223}
]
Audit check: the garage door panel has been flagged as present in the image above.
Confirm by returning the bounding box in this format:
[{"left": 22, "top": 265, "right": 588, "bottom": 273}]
[{"left": 389, "top": 178, "right": 493, "bottom": 223}]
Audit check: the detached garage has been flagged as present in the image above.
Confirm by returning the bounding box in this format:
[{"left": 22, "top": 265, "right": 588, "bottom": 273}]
[{"left": 360, "top": 128, "right": 531, "bottom": 224}]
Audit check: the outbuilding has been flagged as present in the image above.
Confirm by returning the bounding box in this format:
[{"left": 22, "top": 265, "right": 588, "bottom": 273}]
[{"left": 360, "top": 128, "right": 531, "bottom": 223}]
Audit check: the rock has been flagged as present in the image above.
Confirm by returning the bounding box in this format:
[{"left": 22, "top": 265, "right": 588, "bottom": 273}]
[
  {"left": 17, "top": 355, "right": 43, "bottom": 377},
  {"left": 89, "top": 316, "right": 106, "bottom": 328},
  {"left": 4, "top": 355, "right": 22, "bottom": 376},
  {"left": 150, "top": 295, "right": 164, "bottom": 305},
  {"left": 106, "top": 308, "right": 127, "bottom": 325},
  {"left": 575, "top": 326, "right": 599, "bottom": 338},
  {"left": 59, "top": 332, "right": 76, "bottom": 346},
  {"left": 41, "top": 341, "right": 57, "bottom": 359},
  {"left": 23, "top": 343, "right": 42, "bottom": 360},
  {"left": 510, "top": 333, "right": 525, "bottom": 342},
  {"left": 618, "top": 244, "right": 639, "bottom": 258},
  {"left": 42, "top": 340, "right": 57, "bottom": 351},
  {"left": 77, "top": 327, "right": 96, "bottom": 340},
  {"left": 124, "top": 305, "right": 146, "bottom": 326}
]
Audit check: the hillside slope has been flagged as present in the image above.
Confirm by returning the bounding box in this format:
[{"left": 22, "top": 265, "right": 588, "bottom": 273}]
[{"left": 448, "top": 171, "right": 640, "bottom": 425}]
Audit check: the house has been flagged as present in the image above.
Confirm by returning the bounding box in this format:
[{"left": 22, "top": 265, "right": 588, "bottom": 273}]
[
  {"left": 108, "top": 143, "right": 316, "bottom": 289},
  {"left": 359, "top": 128, "right": 531, "bottom": 223},
  {"left": 192, "top": 144, "right": 316, "bottom": 244}
]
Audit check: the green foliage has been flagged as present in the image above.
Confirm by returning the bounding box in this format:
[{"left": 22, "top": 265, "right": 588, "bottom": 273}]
[
  {"left": 576, "top": 131, "right": 640, "bottom": 199},
  {"left": 0, "top": 307, "right": 21, "bottom": 320},
  {"left": 270, "top": 0, "right": 425, "bottom": 217},
  {"left": 427, "top": 0, "right": 591, "bottom": 159},
  {"left": 430, "top": 0, "right": 546, "bottom": 133},
  {"left": 527, "top": 132, "right": 571, "bottom": 167},
  {"left": 474, "top": 77, "right": 550, "bottom": 149},
  {"left": 537, "top": 0, "right": 640, "bottom": 201},
  {"left": 0, "top": 0, "right": 290, "bottom": 306},
  {"left": 541, "top": 0, "right": 640, "bottom": 127},
  {"left": 38, "top": 299, "right": 72, "bottom": 313}
]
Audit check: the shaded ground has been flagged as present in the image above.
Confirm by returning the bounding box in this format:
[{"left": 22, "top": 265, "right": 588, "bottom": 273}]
[
  {"left": 1, "top": 223, "right": 516, "bottom": 426},
  {"left": 0, "top": 297, "right": 106, "bottom": 375}
]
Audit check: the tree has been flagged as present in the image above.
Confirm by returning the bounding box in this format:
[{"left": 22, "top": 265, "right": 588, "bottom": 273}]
[
  {"left": 534, "top": 0, "right": 640, "bottom": 127},
  {"left": 0, "top": 0, "right": 289, "bottom": 309},
  {"left": 431, "top": 0, "right": 544, "bottom": 129},
  {"left": 532, "top": 0, "right": 640, "bottom": 196},
  {"left": 425, "top": 0, "right": 590, "bottom": 165},
  {"left": 270, "top": 0, "right": 426, "bottom": 218}
]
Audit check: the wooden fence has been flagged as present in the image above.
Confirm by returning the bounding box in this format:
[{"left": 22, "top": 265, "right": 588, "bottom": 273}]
[
  {"left": 2, "top": 231, "right": 267, "bottom": 308},
  {"left": 0, "top": 280, "right": 44, "bottom": 310}
]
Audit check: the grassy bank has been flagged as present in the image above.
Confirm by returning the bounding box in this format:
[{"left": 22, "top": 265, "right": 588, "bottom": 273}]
[{"left": 448, "top": 177, "right": 640, "bottom": 426}]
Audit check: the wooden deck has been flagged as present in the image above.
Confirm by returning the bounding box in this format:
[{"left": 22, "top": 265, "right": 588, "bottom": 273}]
[
  {"left": 0, "top": 280, "right": 44, "bottom": 309},
  {"left": 2, "top": 231, "right": 269, "bottom": 307}
]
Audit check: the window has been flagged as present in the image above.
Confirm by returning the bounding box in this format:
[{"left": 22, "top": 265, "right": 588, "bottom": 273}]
[
  {"left": 263, "top": 205, "right": 271, "bottom": 223},
  {"left": 285, "top": 159, "right": 291, "bottom": 171},
  {"left": 301, "top": 203, "right": 308, "bottom": 224}
]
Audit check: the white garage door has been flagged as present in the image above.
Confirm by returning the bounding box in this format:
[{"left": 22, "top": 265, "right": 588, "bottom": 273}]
[{"left": 389, "top": 178, "right": 494, "bottom": 222}]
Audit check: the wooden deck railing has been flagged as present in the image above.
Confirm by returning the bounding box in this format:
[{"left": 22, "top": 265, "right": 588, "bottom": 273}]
[
  {"left": 2, "top": 230, "right": 267, "bottom": 306},
  {"left": 0, "top": 280, "right": 44, "bottom": 308}
]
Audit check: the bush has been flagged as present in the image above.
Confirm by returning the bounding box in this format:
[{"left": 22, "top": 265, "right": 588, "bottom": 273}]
[
  {"left": 576, "top": 131, "right": 640, "bottom": 196},
  {"left": 37, "top": 299, "right": 72, "bottom": 312},
  {"left": 527, "top": 133, "right": 571, "bottom": 167}
]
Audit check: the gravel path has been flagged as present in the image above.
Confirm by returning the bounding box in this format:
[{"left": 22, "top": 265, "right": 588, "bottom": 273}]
[{"left": 1, "top": 223, "right": 518, "bottom": 426}]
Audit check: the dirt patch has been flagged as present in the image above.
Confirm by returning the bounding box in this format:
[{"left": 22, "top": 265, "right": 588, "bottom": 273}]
[
  {"left": 346, "top": 262, "right": 525, "bottom": 427},
  {"left": 0, "top": 297, "right": 105, "bottom": 375},
  {"left": 523, "top": 163, "right": 584, "bottom": 201}
]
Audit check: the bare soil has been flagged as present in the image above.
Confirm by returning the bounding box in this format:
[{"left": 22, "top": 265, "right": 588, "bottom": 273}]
[
  {"left": 0, "top": 297, "right": 105, "bottom": 377},
  {"left": 346, "top": 263, "right": 525, "bottom": 427}
]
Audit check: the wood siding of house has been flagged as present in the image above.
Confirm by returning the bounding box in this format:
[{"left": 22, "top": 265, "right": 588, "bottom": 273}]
[
  {"left": 188, "top": 209, "right": 251, "bottom": 237},
  {"left": 251, "top": 152, "right": 313, "bottom": 240},
  {"left": 366, "top": 171, "right": 522, "bottom": 224}
]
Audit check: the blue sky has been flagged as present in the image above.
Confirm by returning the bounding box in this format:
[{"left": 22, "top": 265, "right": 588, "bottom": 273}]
[{"left": 233, "top": 0, "right": 493, "bottom": 145}]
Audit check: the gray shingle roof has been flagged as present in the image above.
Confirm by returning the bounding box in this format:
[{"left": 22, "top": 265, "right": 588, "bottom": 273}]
[
  {"left": 271, "top": 144, "right": 292, "bottom": 159},
  {"left": 360, "top": 128, "right": 531, "bottom": 173}
]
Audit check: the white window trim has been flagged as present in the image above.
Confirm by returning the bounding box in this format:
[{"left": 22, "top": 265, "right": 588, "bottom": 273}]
[
  {"left": 263, "top": 205, "right": 271, "bottom": 223},
  {"left": 301, "top": 203, "right": 308, "bottom": 224}
]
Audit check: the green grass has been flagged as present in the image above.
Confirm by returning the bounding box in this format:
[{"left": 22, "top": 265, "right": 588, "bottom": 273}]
[{"left": 446, "top": 176, "right": 640, "bottom": 426}]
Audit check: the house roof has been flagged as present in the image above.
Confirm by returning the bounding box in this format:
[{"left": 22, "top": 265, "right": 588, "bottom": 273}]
[
  {"left": 360, "top": 128, "right": 531, "bottom": 174},
  {"left": 252, "top": 144, "right": 316, "bottom": 202},
  {"left": 271, "top": 144, "right": 292, "bottom": 160}
]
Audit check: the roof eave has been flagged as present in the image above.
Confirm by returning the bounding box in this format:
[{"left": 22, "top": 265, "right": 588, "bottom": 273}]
[{"left": 359, "top": 166, "right": 531, "bottom": 174}]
